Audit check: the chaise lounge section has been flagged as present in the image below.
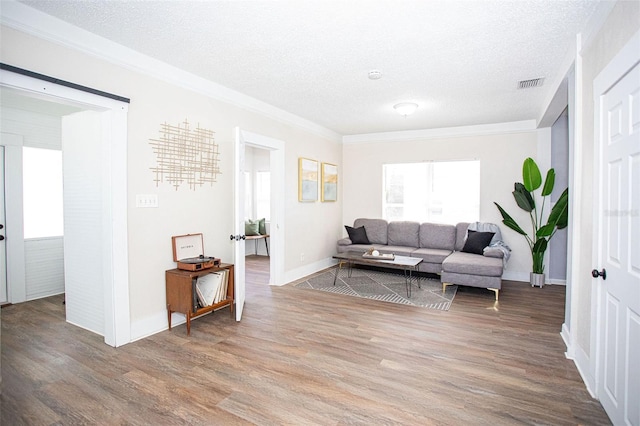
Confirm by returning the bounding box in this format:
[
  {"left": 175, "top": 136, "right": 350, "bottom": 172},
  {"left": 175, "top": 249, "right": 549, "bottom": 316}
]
[{"left": 337, "top": 218, "right": 507, "bottom": 300}]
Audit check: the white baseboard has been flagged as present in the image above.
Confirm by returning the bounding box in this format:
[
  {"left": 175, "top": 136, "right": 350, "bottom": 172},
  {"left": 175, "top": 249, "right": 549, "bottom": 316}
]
[
  {"left": 283, "top": 257, "right": 337, "bottom": 285},
  {"left": 502, "top": 271, "right": 529, "bottom": 282},
  {"left": 560, "top": 324, "right": 596, "bottom": 399},
  {"left": 129, "top": 310, "right": 219, "bottom": 342},
  {"left": 574, "top": 344, "right": 596, "bottom": 398},
  {"left": 561, "top": 322, "right": 575, "bottom": 358},
  {"left": 130, "top": 311, "right": 177, "bottom": 342},
  {"left": 502, "top": 270, "right": 566, "bottom": 285}
]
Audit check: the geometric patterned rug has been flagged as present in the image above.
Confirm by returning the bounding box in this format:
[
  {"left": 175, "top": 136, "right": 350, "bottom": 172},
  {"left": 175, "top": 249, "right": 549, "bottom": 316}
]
[{"left": 294, "top": 267, "right": 458, "bottom": 311}]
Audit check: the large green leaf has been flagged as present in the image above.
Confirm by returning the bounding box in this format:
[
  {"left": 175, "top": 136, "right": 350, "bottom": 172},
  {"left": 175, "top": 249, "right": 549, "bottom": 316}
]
[
  {"left": 532, "top": 238, "right": 547, "bottom": 273},
  {"left": 522, "top": 157, "right": 542, "bottom": 192},
  {"left": 541, "top": 169, "right": 556, "bottom": 196},
  {"left": 494, "top": 202, "right": 527, "bottom": 235},
  {"left": 513, "top": 183, "right": 535, "bottom": 212},
  {"left": 547, "top": 188, "right": 569, "bottom": 229},
  {"left": 532, "top": 237, "right": 548, "bottom": 254},
  {"left": 552, "top": 188, "right": 569, "bottom": 229},
  {"left": 537, "top": 224, "right": 555, "bottom": 237}
]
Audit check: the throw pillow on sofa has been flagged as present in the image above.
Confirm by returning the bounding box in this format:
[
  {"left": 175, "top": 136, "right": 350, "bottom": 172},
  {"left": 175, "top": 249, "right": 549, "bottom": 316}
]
[
  {"left": 245, "top": 219, "right": 260, "bottom": 236},
  {"left": 345, "top": 225, "right": 370, "bottom": 245},
  {"left": 258, "top": 218, "right": 267, "bottom": 235},
  {"left": 461, "top": 230, "right": 495, "bottom": 255}
]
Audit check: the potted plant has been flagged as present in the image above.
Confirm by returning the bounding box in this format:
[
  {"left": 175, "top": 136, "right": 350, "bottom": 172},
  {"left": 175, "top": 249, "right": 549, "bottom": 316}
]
[{"left": 494, "top": 157, "right": 569, "bottom": 287}]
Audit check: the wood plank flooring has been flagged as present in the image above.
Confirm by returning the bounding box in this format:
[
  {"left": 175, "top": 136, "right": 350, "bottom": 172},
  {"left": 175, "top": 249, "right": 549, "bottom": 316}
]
[{"left": 1, "top": 255, "right": 610, "bottom": 425}]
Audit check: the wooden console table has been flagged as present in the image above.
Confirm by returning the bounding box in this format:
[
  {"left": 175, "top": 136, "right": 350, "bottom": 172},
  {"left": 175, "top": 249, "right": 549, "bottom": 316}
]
[{"left": 165, "top": 263, "right": 234, "bottom": 335}]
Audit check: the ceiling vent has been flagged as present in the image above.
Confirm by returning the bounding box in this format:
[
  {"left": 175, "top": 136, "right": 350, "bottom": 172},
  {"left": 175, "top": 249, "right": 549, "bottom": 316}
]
[{"left": 518, "top": 78, "right": 544, "bottom": 89}]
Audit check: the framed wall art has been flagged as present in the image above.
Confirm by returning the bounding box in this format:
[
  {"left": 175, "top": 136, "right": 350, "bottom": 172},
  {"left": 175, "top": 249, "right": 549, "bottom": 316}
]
[
  {"left": 298, "top": 157, "right": 318, "bottom": 202},
  {"left": 321, "top": 162, "right": 338, "bottom": 202}
]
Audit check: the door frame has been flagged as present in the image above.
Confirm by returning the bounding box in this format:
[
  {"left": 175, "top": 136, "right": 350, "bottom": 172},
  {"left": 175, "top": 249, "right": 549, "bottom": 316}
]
[
  {"left": 591, "top": 29, "right": 640, "bottom": 404},
  {"left": 235, "top": 128, "right": 285, "bottom": 287},
  {"left": 0, "top": 133, "right": 26, "bottom": 304},
  {"left": 0, "top": 69, "right": 131, "bottom": 347}
]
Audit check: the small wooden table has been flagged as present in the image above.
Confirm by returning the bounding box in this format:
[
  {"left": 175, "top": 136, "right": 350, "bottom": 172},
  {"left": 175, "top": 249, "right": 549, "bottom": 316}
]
[
  {"left": 332, "top": 252, "right": 422, "bottom": 297},
  {"left": 245, "top": 234, "right": 269, "bottom": 256},
  {"left": 165, "top": 264, "right": 235, "bottom": 335}
]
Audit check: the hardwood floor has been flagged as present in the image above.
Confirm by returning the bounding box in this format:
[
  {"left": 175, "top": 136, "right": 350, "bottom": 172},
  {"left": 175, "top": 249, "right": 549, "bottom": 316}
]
[{"left": 2, "top": 256, "right": 610, "bottom": 425}]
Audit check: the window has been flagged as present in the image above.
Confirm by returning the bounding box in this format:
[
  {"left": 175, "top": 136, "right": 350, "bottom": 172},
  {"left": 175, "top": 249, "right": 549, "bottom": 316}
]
[
  {"left": 255, "top": 171, "right": 270, "bottom": 220},
  {"left": 382, "top": 160, "right": 480, "bottom": 224},
  {"left": 23, "top": 147, "right": 64, "bottom": 238},
  {"left": 244, "top": 171, "right": 252, "bottom": 220}
]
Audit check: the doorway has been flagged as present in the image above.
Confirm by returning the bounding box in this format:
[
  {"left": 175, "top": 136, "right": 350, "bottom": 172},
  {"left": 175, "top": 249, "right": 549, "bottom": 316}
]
[
  {"left": 244, "top": 145, "right": 271, "bottom": 285},
  {"left": 233, "top": 128, "right": 285, "bottom": 321},
  {"left": 0, "top": 68, "right": 131, "bottom": 347}
]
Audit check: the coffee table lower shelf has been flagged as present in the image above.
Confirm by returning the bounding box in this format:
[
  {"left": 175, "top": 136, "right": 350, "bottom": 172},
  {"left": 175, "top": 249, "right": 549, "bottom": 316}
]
[{"left": 332, "top": 253, "right": 423, "bottom": 298}]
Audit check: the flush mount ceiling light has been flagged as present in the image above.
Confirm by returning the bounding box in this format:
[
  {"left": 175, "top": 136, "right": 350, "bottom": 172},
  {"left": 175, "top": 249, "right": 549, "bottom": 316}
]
[
  {"left": 394, "top": 102, "right": 418, "bottom": 117},
  {"left": 368, "top": 70, "right": 382, "bottom": 80}
]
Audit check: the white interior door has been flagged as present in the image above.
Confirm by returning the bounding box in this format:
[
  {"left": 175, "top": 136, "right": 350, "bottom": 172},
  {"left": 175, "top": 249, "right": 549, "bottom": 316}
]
[
  {"left": 595, "top": 60, "right": 640, "bottom": 425},
  {"left": 0, "top": 146, "right": 6, "bottom": 304},
  {"left": 233, "top": 128, "right": 246, "bottom": 321}
]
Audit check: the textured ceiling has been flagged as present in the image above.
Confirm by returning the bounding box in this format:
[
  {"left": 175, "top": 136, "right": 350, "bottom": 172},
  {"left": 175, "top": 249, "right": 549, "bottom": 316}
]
[{"left": 15, "top": 0, "right": 605, "bottom": 135}]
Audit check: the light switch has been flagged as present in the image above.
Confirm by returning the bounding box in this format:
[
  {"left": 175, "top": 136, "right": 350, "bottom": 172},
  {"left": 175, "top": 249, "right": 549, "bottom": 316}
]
[{"left": 136, "top": 194, "right": 158, "bottom": 208}]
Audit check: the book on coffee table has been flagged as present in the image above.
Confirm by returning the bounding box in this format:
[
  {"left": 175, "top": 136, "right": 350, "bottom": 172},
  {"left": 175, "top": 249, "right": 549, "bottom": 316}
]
[{"left": 362, "top": 253, "right": 395, "bottom": 260}]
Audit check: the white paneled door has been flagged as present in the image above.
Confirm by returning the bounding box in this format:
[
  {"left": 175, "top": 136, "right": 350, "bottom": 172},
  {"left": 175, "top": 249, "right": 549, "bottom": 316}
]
[{"left": 595, "top": 60, "right": 640, "bottom": 425}]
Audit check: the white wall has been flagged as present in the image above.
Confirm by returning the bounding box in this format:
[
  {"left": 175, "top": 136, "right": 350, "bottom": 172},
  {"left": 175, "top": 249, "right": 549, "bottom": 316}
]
[
  {"left": 342, "top": 127, "right": 542, "bottom": 282},
  {"left": 0, "top": 23, "right": 343, "bottom": 341},
  {"left": 549, "top": 109, "right": 569, "bottom": 282}
]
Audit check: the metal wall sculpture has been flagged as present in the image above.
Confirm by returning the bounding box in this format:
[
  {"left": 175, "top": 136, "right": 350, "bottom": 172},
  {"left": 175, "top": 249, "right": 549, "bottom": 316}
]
[{"left": 149, "top": 120, "right": 220, "bottom": 191}]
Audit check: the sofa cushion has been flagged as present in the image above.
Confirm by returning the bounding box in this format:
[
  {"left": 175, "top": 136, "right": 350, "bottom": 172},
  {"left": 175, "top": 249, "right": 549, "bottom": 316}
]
[
  {"left": 419, "top": 223, "right": 456, "bottom": 250},
  {"left": 411, "top": 247, "right": 453, "bottom": 264},
  {"left": 461, "top": 230, "right": 495, "bottom": 255},
  {"left": 442, "top": 252, "right": 503, "bottom": 277},
  {"left": 388, "top": 221, "right": 420, "bottom": 247},
  {"left": 354, "top": 218, "right": 388, "bottom": 244},
  {"left": 345, "top": 225, "right": 370, "bottom": 245}
]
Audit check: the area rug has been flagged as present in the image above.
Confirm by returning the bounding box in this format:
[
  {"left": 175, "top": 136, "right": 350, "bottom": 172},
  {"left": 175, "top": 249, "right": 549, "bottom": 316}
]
[{"left": 294, "top": 267, "right": 457, "bottom": 311}]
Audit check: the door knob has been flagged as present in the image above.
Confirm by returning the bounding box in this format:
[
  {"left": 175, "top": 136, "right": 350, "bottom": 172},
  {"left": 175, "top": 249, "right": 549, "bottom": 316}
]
[{"left": 591, "top": 268, "right": 607, "bottom": 280}]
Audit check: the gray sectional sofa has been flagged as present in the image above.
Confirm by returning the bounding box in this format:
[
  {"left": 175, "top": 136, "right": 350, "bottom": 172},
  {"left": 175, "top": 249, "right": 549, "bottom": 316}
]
[{"left": 337, "top": 218, "right": 507, "bottom": 300}]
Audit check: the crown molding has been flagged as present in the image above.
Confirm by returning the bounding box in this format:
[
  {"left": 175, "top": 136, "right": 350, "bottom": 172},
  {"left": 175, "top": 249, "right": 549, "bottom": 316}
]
[
  {"left": 342, "top": 120, "right": 538, "bottom": 144},
  {"left": 0, "top": 0, "right": 342, "bottom": 142}
]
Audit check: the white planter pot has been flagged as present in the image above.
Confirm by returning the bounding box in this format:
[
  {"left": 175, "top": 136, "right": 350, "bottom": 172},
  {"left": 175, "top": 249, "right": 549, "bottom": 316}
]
[{"left": 530, "top": 272, "right": 545, "bottom": 288}]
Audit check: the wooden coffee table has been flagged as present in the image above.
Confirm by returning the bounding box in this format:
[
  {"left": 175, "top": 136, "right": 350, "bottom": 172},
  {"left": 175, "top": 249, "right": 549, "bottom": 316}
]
[{"left": 332, "top": 252, "right": 423, "bottom": 297}]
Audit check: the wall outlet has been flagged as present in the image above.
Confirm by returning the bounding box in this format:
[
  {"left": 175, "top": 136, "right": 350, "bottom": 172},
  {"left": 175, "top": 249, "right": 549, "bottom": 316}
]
[{"left": 300, "top": 253, "right": 305, "bottom": 262}]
